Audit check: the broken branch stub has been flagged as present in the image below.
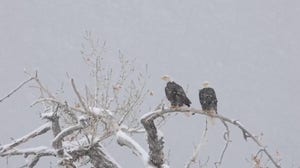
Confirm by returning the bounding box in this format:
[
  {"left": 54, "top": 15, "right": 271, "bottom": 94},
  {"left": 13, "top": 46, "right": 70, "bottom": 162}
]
[{"left": 141, "top": 117, "right": 165, "bottom": 168}]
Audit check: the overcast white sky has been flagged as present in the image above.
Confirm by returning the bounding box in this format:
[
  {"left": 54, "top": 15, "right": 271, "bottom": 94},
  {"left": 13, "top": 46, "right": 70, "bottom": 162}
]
[{"left": 1, "top": 0, "right": 300, "bottom": 167}]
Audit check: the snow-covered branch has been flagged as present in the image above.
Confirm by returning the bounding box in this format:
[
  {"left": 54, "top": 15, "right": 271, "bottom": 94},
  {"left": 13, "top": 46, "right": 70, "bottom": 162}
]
[
  {"left": 0, "top": 123, "right": 51, "bottom": 154},
  {"left": 0, "top": 146, "right": 55, "bottom": 168},
  {"left": 0, "top": 146, "right": 55, "bottom": 157},
  {"left": 141, "top": 112, "right": 166, "bottom": 168},
  {"left": 116, "top": 130, "right": 151, "bottom": 167},
  {"left": 141, "top": 107, "right": 281, "bottom": 168},
  {"left": 88, "top": 145, "right": 121, "bottom": 168},
  {"left": 52, "top": 119, "right": 86, "bottom": 150},
  {"left": 66, "top": 144, "right": 121, "bottom": 168}
]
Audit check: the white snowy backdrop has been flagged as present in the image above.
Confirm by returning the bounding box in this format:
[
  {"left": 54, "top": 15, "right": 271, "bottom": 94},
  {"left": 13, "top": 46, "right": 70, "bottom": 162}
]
[{"left": 0, "top": 0, "right": 299, "bottom": 167}]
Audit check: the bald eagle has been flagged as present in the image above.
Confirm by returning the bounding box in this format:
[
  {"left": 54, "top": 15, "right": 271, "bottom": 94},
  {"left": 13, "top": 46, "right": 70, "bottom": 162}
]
[
  {"left": 199, "top": 81, "right": 218, "bottom": 114},
  {"left": 161, "top": 75, "right": 191, "bottom": 108}
]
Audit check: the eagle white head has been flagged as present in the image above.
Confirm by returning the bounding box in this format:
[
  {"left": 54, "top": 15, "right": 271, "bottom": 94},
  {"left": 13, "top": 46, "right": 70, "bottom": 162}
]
[
  {"left": 161, "top": 75, "right": 173, "bottom": 82},
  {"left": 203, "top": 81, "right": 210, "bottom": 88}
]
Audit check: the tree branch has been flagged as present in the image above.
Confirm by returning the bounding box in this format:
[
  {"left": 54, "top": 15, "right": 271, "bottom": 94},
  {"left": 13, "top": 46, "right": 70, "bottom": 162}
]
[
  {"left": 185, "top": 119, "right": 208, "bottom": 168},
  {"left": 52, "top": 116, "right": 88, "bottom": 150},
  {"left": 33, "top": 72, "right": 55, "bottom": 98},
  {"left": 0, "top": 123, "right": 51, "bottom": 154},
  {"left": 214, "top": 120, "right": 231, "bottom": 167},
  {"left": 88, "top": 145, "right": 120, "bottom": 168},
  {"left": 0, "top": 146, "right": 55, "bottom": 157},
  {"left": 71, "top": 78, "right": 96, "bottom": 117},
  {"left": 141, "top": 112, "right": 166, "bottom": 168},
  {"left": 0, "top": 76, "right": 35, "bottom": 103},
  {"left": 31, "top": 98, "right": 85, "bottom": 114},
  {"left": 232, "top": 120, "right": 280, "bottom": 168},
  {"left": 116, "top": 130, "right": 151, "bottom": 167},
  {"left": 52, "top": 124, "right": 83, "bottom": 150},
  {"left": 141, "top": 108, "right": 281, "bottom": 168},
  {"left": 67, "top": 144, "right": 121, "bottom": 168},
  {"left": 71, "top": 78, "right": 89, "bottom": 112},
  {"left": 27, "top": 152, "right": 53, "bottom": 168}
]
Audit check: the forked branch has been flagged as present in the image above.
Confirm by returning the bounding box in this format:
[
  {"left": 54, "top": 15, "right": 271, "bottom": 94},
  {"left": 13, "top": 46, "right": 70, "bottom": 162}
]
[{"left": 141, "top": 108, "right": 281, "bottom": 168}]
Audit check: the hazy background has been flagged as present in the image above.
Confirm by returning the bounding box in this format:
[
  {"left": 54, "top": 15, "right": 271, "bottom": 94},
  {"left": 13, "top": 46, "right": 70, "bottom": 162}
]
[{"left": 1, "top": 0, "right": 299, "bottom": 167}]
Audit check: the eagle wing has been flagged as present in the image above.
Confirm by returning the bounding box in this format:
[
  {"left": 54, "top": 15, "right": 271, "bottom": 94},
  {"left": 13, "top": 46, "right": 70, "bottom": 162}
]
[
  {"left": 173, "top": 82, "right": 191, "bottom": 107},
  {"left": 165, "top": 82, "right": 191, "bottom": 107},
  {"left": 165, "top": 84, "right": 173, "bottom": 101}
]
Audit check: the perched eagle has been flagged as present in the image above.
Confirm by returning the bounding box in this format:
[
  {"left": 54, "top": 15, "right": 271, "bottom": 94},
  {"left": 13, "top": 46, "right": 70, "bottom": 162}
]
[
  {"left": 161, "top": 75, "right": 191, "bottom": 108},
  {"left": 199, "top": 81, "right": 218, "bottom": 114}
]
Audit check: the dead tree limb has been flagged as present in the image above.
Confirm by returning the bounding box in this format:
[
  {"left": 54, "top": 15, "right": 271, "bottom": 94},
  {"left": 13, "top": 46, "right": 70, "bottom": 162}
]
[
  {"left": 214, "top": 120, "right": 231, "bottom": 167},
  {"left": 141, "top": 112, "right": 166, "bottom": 168},
  {"left": 71, "top": 78, "right": 90, "bottom": 114},
  {"left": 116, "top": 130, "right": 150, "bottom": 167},
  {"left": 71, "top": 78, "right": 98, "bottom": 118},
  {"left": 88, "top": 145, "right": 120, "bottom": 168},
  {"left": 141, "top": 108, "right": 281, "bottom": 168},
  {"left": 52, "top": 122, "right": 84, "bottom": 150},
  {"left": 0, "top": 123, "right": 51, "bottom": 154},
  {"left": 67, "top": 144, "right": 121, "bottom": 168},
  {"left": 0, "top": 146, "right": 55, "bottom": 157},
  {"left": 0, "top": 76, "right": 35, "bottom": 103}
]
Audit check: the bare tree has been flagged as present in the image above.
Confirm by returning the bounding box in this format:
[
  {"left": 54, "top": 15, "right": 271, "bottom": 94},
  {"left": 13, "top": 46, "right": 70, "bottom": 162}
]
[{"left": 0, "top": 33, "right": 281, "bottom": 168}]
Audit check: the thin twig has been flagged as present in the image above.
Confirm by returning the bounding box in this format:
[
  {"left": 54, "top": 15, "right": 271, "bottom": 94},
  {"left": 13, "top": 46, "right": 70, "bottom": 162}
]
[
  {"left": 71, "top": 78, "right": 89, "bottom": 112},
  {"left": 185, "top": 119, "right": 208, "bottom": 168},
  {"left": 71, "top": 78, "right": 96, "bottom": 118},
  {"left": 31, "top": 98, "right": 85, "bottom": 113},
  {"left": 0, "top": 76, "right": 35, "bottom": 103},
  {"left": 33, "top": 72, "right": 55, "bottom": 98},
  {"left": 231, "top": 120, "right": 280, "bottom": 168},
  {"left": 215, "top": 120, "right": 231, "bottom": 167}
]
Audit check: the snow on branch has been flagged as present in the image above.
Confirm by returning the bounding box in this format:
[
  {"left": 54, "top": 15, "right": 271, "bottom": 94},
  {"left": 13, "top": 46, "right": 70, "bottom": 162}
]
[
  {"left": 66, "top": 144, "right": 121, "bottom": 168},
  {"left": 0, "top": 122, "right": 51, "bottom": 154},
  {"left": 0, "top": 146, "right": 55, "bottom": 157},
  {"left": 1, "top": 146, "right": 55, "bottom": 168},
  {"left": 52, "top": 118, "right": 86, "bottom": 150},
  {"left": 116, "top": 130, "right": 151, "bottom": 167},
  {"left": 141, "top": 107, "right": 281, "bottom": 168},
  {"left": 88, "top": 145, "right": 121, "bottom": 168},
  {"left": 141, "top": 112, "right": 166, "bottom": 168}
]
